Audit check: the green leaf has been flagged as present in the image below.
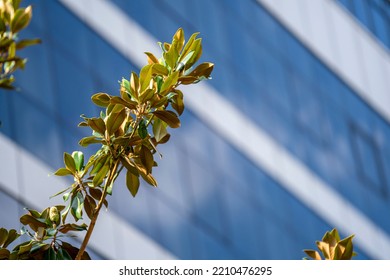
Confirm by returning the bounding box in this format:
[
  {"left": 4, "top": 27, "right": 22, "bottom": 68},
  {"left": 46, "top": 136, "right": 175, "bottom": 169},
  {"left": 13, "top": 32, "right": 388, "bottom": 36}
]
[
  {"left": 338, "top": 235, "right": 355, "bottom": 260},
  {"left": 186, "top": 38, "right": 202, "bottom": 69},
  {"left": 3, "top": 229, "right": 20, "bottom": 248},
  {"left": 140, "top": 172, "right": 158, "bottom": 187},
  {"left": 79, "top": 136, "right": 102, "bottom": 147},
  {"left": 303, "top": 249, "right": 322, "bottom": 260},
  {"left": 61, "top": 242, "right": 91, "bottom": 260},
  {"left": 129, "top": 71, "right": 140, "bottom": 101},
  {"left": 178, "top": 50, "right": 194, "bottom": 71},
  {"left": 72, "top": 151, "right": 84, "bottom": 172},
  {"left": 152, "top": 118, "right": 168, "bottom": 142},
  {"left": 92, "top": 163, "right": 109, "bottom": 187},
  {"left": 53, "top": 167, "right": 73, "bottom": 176},
  {"left": 64, "top": 152, "right": 76, "bottom": 173},
  {"left": 120, "top": 156, "right": 139, "bottom": 176},
  {"left": 106, "top": 108, "right": 126, "bottom": 136},
  {"left": 49, "top": 187, "right": 71, "bottom": 199},
  {"left": 126, "top": 170, "right": 140, "bottom": 197},
  {"left": 58, "top": 248, "right": 72, "bottom": 260},
  {"left": 84, "top": 195, "right": 97, "bottom": 220},
  {"left": 138, "top": 119, "right": 148, "bottom": 139},
  {"left": 152, "top": 63, "right": 169, "bottom": 76},
  {"left": 139, "top": 145, "right": 154, "bottom": 174},
  {"left": 171, "top": 89, "right": 185, "bottom": 115},
  {"left": 0, "top": 248, "right": 10, "bottom": 260},
  {"left": 187, "top": 62, "right": 214, "bottom": 79},
  {"left": 152, "top": 110, "right": 180, "bottom": 128},
  {"left": 144, "top": 52, "right": 159, "bottom": 64},
  {"left": 139, "top": 64, "right": 153, "bottom": 92},
  {"left": 18, "top": 240, "right": 33, "bottom": 255},
  {"left": 172, "top": 27, "right": 185, "bottom": 53},
  {"left": 15, "top": 38, "right": 41, "bottom": 50},
  {"left": 44, "top": 247, "right": 56, "bottom": 260},
  {"left": 181, "top": 32, "right": 199, "bottom": 62},
  {"left": 160, "top": 71, "right": 179, "bottom": 94},
  {"left": 91, "top": 92, "right": 111, "bottom": 107},
  {"left": 139, "top": 88, "right": 155, "bottom": 104},
  {"left": 87, "top": 117, "right": 106, "bottom": 135},
  {"left": 58, "top": 223, "right": 88, "bottom": 234},
  {"left": 164, "top": 43, "right": 179, "bottom": 69},
  {"left": 316, "top": 241, "right": 330, "bottom": 260},
  {"left": 63, "top": 192, "right": 70, "bottom": 202},
  {"left": 71, "top": 193, "right": 84, "bottom": 221},
  {"left": 10, "top": 6, "right": 32, "bottom": 34},
  {"left": 0, "top": 228, "right": 8, "bottom": 247},
  {"left": 110, "top": 96, "right": 137, "bottom": 110},
  {"left": 20, "top": 215, "right": 47, "bottom": 232},
  {"left": 91, "top": 154, "right": 108, "bottom": 175}
]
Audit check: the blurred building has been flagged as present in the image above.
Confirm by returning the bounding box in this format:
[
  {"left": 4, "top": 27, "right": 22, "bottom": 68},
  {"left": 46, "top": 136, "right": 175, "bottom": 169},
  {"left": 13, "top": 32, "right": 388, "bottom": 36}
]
[{"left": 0, "top": 0, "right": 389, "bottom": 259}]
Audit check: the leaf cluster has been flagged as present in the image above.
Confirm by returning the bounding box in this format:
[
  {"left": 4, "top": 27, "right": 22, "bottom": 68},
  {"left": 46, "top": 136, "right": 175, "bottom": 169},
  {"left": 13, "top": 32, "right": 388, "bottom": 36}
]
[
  {"left": 0, "top": 0, "right": 40, "bottom": 89},
  {"left": 0, "top": 205, "right": 90, "bottom": 260},
  {"left": 303, "top": 228, "right": 357, "bottom": 260},
  {"left": 0, "top": 27, "right": 213, "bottom": 260}
]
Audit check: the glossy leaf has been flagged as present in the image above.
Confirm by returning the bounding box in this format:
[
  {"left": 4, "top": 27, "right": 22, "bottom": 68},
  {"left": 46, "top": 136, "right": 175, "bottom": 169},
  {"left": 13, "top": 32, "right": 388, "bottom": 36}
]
[
  {"left": 3, "top": 229, "right": 19, "bottom": 248},
  {"left": 106, "top": 107, "right": 126, "bottom": 136},
  {"left": 129, "top": 71, "right": 140, "bottom": 100},
  {"left": 20, "top": 214, "right": 47, "bottom": 232},
  {"left": 152, "top": 110, "right": 180, "bottom": 128},
  {"left": 59, "top": 223, "right": 88, "bottom": 234},
  {"left": 87, "top": 117, "right": 106, "bottom": 135},
  {"left": 18, "top": 240, "right": 33, "bottom": 255},
  {"left": 303, "top": 250, "right": 321, "bottom": 260},
  {"left": 170, "top": 89, "right": 184, "bottom": 115},
  {"left": 187, "top": 62, "right": 214, "bottom": 79},
  {"left": 138, "top": 119, "right": 148, "bottom": 139},
  {"left": 61, "top": 242, "right": 91, "bottom": 260},
  {"left": 152, "top": 63, "right": 169, "bottom": 76},
  {"left": 53, "top": 167, "right": 73, "bottom": 176},
  {"left": 15, "top": 38, "right": 41, "bottom": 49},
  {"left": 152, "top": 118, "right": 167, "bottom": 142},
  {"left": 181, "top": 32, "right": 199, "bottom": 63},
  {"left": 64, "top": 152, "right": 76, "bottom": 173},
  {"left": 140, "top": 145, "right": 154, "bottom": 174},
  {"left": 160, "top": 71, "right": 179, "bottom": 94},
  {"left": 10, "top": 6, "right": 32, "bottom": 34},
  {"left": 57, "top": 248, "right": 72, "bottom": 260},
  {"left": 0, "top": 248, "right": 10, "bottom": 260},
  {"left": 91, "top": 92, "right": 111, "bottom": 107},
  {"left": 139, "top": 64, "right": 153, "bottom": 92},
  {"left": 92, "top": 163, "right": 109, "bottom": 187},
  {"left": 126, "top": 170, "right": 140, "bottom": 197},
  {"left": 139, "top": 88, "right": 155, "bottom": 103},
  {"left": 79, "top": 136, "right": 102, "bottom": 147},
  {"left": 172, "top": 28, "right": 184, "bottom": 52},
  {"left": 120, "top": 156, "right": 139, "bottom": 176},
  {"left": 140, "top": 172, "right": 158, "bottom": 187},
  {"left": 144, "top": 51, "right": 159, "bottom": 64},
  {"left": 72, "top": 151, "right": 84, "bottom": 172},
  {"left": 0, "top": 228, "right": 8, "bottom": 247},
  {"left": 110, "top": 96, "right": 137, "bottom": 110}
]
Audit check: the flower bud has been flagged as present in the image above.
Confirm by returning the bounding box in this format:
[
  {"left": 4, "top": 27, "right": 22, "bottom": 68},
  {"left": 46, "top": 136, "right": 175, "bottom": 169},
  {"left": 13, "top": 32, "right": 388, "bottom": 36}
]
[{"left": 49, "top": 206, "right": 60, "bottom": 225}]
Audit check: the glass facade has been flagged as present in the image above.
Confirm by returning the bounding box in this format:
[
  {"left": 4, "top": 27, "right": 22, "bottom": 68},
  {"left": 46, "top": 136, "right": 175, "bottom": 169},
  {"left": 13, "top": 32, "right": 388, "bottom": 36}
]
[
  {"left": 0, "top": 0, "right": 389, "bottom": 259},
  {"left": 337, "top": 0, "right": 390, "bottom": 49}
]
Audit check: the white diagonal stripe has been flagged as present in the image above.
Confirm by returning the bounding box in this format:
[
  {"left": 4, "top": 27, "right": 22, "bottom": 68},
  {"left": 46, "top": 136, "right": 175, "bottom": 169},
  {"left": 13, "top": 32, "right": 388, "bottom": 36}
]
[
  {"left": 257, "top": 0, "right": 390, "bottom": 124},
  {"left": 0, "top": 133, "right": 175, "bottom": 260}
]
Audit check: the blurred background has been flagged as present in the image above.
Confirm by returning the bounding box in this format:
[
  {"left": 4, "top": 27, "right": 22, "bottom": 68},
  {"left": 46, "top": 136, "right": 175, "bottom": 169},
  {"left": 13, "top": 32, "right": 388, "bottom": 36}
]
[{"left": 0, "top": 0, "right": 390, "bottom": 259}]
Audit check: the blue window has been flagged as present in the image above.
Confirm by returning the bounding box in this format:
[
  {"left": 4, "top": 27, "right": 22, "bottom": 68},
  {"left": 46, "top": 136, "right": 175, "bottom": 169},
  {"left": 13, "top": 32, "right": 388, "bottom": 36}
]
[{"left": 351, "top": 124, "right": 387, "bottom": 196}]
